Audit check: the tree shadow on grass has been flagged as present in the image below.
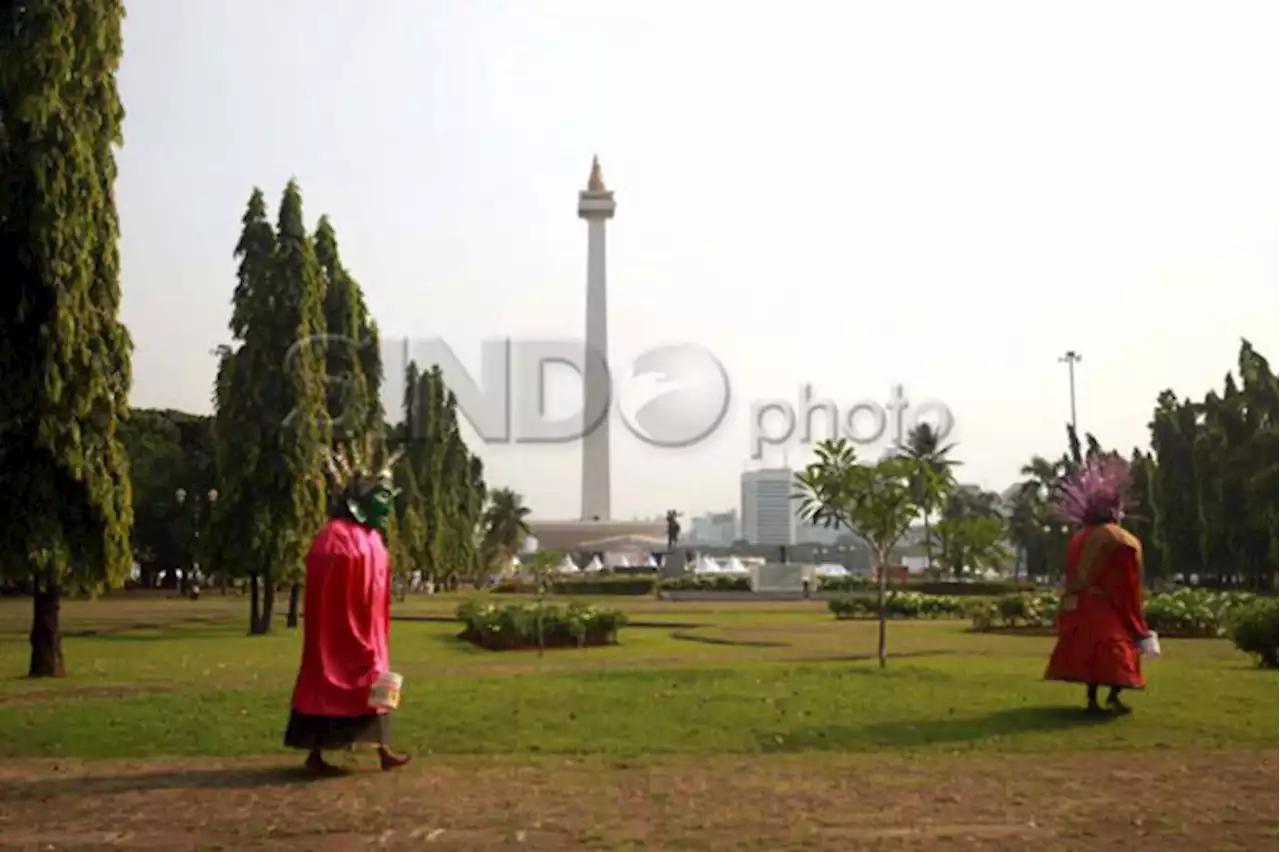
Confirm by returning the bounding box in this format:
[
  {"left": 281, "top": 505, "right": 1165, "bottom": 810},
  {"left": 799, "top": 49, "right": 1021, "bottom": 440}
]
[
  {"left": 0, "top": 764, "right": 341, "bottom": 802},
  {"left": 758, "top": 705, "right": 1118, "bottom": 752}
]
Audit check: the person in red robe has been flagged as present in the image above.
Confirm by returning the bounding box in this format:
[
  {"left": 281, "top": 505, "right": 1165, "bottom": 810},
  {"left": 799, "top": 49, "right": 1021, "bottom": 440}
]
[
  {"left": 1044, "top": 456, "right": 1150, "bottom": 715},
  {"left": 284, "top": 443, "right": 411, "bottom": 775}
]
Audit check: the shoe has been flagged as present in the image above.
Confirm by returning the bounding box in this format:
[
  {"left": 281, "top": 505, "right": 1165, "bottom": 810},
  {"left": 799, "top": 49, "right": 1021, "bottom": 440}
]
[{"left": 305, "top": 754, "right": 350, "bottom": 777}]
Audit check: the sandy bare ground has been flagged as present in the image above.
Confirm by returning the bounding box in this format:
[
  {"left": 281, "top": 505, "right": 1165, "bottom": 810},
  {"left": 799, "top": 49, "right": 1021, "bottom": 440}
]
[{"left": 0, "top": 750, "right": 1274, "bottom": 851}]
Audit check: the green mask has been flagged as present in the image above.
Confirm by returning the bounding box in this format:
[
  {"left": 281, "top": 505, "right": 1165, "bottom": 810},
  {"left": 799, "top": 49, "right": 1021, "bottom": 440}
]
[
  {"left": 349, "top": 487, "right": 395, "bottom": 535},
  {"left": 342, "top": 467, "right": 399, "bottom": 535}
]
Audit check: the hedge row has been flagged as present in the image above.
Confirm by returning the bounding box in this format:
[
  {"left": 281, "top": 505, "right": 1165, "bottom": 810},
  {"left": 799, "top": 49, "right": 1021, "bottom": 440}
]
[
  {"left": 456, "top": 600, "right": 627, "bottom": 651},
  {"left": 490, "top": 575, "right": 754, "bottom": 595},
  {"left": 491, "top": 575, "right": 1033, "bottom": 596},
  {"left": 817, "top": 576, "right": 1034, "bottom": 596},
  {"left": 828, "top": 587, "right": 1276, "bottom": 656},
  {"left": 491, "top": 577, "right": 656, "bottom": 596}
]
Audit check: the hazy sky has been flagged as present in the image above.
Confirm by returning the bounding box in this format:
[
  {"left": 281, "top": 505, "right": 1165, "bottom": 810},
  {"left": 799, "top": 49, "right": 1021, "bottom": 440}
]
[{"left": 118, "top": 0, "right": 1279, "bottom": 520}]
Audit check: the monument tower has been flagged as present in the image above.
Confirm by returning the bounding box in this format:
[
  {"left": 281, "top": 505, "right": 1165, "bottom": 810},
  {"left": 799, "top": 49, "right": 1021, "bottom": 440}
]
[{"left": 578, "top": 156, "right": 615, "bottom": 521}]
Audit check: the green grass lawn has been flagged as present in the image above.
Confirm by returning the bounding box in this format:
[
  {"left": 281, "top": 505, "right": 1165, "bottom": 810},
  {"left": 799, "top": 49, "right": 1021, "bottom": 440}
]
[{"left": 0, "top": 593, "right": 1274, "bottom": 761}]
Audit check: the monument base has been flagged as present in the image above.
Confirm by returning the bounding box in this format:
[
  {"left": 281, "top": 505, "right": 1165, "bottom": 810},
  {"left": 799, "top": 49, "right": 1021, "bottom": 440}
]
[{"left": 526, "top": 520, "right": 666, "bottom": 554}]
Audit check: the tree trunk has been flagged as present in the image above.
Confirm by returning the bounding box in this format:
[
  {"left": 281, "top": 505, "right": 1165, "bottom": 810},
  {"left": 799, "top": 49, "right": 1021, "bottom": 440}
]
[
  {"left": 249, "top": 573, "right": 262, "bottom": 634},
  {"left": 536, "top": 604, "right": 545, "bottom": 658},
  {"left": 29, "top": 578, "right": 66, "bottom": 678},
  {"left": 259, "top": 574, "right": 276, "bottom": 634},
  {"left": 286, "top": 583, "right": 301, "bottom": 628},
  {"left": 876, "top": 554, "right": 889, "bottom": 670},
  {"left": 922, "top": 515, "right": 933, "bottom": 572}
]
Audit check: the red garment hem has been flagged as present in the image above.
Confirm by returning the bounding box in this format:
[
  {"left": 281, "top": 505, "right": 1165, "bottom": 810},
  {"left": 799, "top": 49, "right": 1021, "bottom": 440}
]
[
  {"left": 1044, "top": 673, "right": 1144, "bottom": 689},
  {"left": 291, "top": 700, "right": 386, "bottom": 718}
]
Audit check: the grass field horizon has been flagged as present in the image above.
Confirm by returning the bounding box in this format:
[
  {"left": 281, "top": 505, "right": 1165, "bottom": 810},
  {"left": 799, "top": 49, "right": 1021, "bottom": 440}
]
[
  {"left": 1, "top": 593, "right": 1275, "bottom": 849},
  {"left": 1, "top": 593, "right": 1274, "bottom": 761}
]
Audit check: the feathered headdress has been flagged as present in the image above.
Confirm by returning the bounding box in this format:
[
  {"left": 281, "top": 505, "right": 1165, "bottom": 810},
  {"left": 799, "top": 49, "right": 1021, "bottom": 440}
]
[
  {"left": 323, "top": 433, "right": 403, "bottom": 502},
  {"left": 1053, "top": 456, "right": 1132, "bottom": 526}
]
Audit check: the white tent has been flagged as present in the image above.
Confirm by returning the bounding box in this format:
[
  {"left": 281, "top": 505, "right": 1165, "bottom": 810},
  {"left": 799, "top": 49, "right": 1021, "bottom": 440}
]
[
  {"left": 643, "top": 553, "right": 659, "bottom": 568},
  {"left": 694, "top": 555, "right": 722, "bottom": 574},
  {"left": 558, "top": 555, "right": 581, "bottom": 574},
  {"left": 724, "top": 556, "right": 749, "bottom": 575},
  {"left": 611, "top": 554, "right": 632, "bottom": 568},
  {"left": 815, "top": 562, "right": 849, "bottom": 578},
  {"left": 584, "top": 555, "right": 604, "bottom": 573}
]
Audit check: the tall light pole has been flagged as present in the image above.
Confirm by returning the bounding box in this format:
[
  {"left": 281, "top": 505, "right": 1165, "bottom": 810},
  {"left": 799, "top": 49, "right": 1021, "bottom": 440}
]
[
  {"left": 1058, "top": 351, "right": 1082, "bottom": 432},
  {"left": 176, "top": 487, "right": 219, "bottom": 598}
]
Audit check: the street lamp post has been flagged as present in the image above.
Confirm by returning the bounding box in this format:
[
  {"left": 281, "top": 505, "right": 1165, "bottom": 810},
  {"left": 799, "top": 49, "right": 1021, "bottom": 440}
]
[
  {"left": 1058, "top": 351, "right": 1082, "bottom": 432},
  {"left": 176, "top": 487, "right": 219, "bottom": 598}
]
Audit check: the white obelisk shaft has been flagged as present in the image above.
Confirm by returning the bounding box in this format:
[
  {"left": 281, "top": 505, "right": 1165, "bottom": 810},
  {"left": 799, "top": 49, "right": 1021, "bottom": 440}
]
[{"left": 578, "top": 156, "right": 615, "bottom": 521}]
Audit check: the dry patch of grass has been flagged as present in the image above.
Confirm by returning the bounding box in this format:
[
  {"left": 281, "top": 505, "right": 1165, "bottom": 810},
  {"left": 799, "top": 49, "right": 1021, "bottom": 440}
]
[{"left": 0, "top": 751, "right": 1273, "bottom": 850}]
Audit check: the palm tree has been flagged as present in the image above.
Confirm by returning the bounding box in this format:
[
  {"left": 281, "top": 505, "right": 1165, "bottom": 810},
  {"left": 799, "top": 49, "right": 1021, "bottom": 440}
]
[
  {"left": 1012, "top": 455, "right": 1066, "bottom": 580},
  {"left": 934, "top": 488, "right": 1008, "bottom": 578},
  {"left": 896, "top": 423, "right": 959, "bottom": 571},
  {"left": 481, "top": 488, "right": 531, "bottom": 570}
]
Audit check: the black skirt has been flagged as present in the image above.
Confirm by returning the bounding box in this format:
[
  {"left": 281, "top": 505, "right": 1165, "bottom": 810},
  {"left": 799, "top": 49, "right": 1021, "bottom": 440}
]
[{"left": 284, "top": 710, "right": 388, "bottom": 750}]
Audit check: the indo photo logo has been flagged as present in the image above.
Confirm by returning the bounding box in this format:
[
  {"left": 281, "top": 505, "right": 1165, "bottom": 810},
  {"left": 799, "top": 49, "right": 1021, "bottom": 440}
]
[
  {"left": 749, "top": 384, "right": 955, "bottom": 461},
  {"left": 371, "top": 335, "right": 731, "bottom": 448},
  {"left": 283, "top": 334, "right": 953, "bottom": 456}
]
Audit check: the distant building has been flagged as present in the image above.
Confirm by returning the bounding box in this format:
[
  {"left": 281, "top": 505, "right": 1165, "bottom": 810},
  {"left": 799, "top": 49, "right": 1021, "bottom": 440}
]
[
  {"left": 999, "top": 482, "right": 1026, "bottom": 518},
  {"left": 741, "top": 469, "right": 797, "bottom": 545},
  {"left": 795, "top": 516, "right": 842, "bottom": 545},
  {"left": 689, "top": 510, "right": 739, "bottom": 546}
]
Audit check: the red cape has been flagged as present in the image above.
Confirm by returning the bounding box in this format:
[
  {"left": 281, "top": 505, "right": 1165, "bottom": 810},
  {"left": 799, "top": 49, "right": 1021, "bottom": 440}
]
[
  {"left": 290, "top": 518, "right": 391, "bottom": 717},
  {"left": 1045, "top": 523, "right": 1148, "bottom": 689}
]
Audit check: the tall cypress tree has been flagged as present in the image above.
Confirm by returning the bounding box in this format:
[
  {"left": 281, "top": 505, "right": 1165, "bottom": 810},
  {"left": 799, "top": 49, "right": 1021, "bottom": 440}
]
[
  {"left": 314, "top": 216, "right": 371, "bottom": 443},
  {"left": 0, "top": 0, "right": 134, "bottom": 676},
  {"left": 266, "top": 181, "right": 330, "bottom": 631},
  {"left": 213, "top": 190, "right": 280, "bottom": 630},
  {"left": 1124, "top": 449, "right": 1163, "bottom": 583},
  {"left": 462, "top": 454, "right": 488, "bottom": 583},
  {"left": 215, "top": 190, "right": 276, "bottom": 629},
  {"left": 1149, "top": 391, "right": 1204, "bottom": 579}
]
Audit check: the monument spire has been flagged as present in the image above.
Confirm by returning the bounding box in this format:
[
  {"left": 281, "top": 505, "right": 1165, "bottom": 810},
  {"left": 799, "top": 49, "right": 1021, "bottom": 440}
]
[
  {"left": 577, "top": 154, "right": 616, "bottom": 521},
  {"left": 587, "top": 155, "right": 606, "bottom": 192}
]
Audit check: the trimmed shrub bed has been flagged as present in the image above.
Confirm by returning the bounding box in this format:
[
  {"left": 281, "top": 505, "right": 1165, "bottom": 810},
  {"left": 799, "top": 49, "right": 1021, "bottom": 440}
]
[
  {"left": 491, "top": 575, "right": 754, "bottom": 595},
  {"left": 1226, "top": 597, "right": 1279, "bottom": 668},
  {"left": 963, "top": 588, "right": 1267, "bottom": 640},
  {"left": 818, "top": 577, "right": 1033, "bottom": 596},
  {"left": 492, "top": 576, "right": 655, "bottom": 596},
  {"left": 826, "top": 586, "right": 1270, "bottom": 647},
  {"left": 829, "top": 591, "right": 966, "bottom": 620},
  {"left": 457, "top": 600, "right": 627, "bottom": 651},
  {"left": 660, "top": 575, "right": 752, "bottom": 592}
]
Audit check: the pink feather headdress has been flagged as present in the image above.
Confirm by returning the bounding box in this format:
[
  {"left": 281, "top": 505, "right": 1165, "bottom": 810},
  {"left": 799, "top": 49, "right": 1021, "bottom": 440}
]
[{"left": 1054, "top": 456, "right": 1132, "bottom": 526}]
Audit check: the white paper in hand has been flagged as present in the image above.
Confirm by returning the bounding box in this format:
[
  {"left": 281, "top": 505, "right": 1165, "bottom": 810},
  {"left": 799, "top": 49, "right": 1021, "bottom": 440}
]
[
  {"left": 1139, "top": 631, "right": 1161, "bottom": 659},
  {"left": 369, "top": 671, "right": 404, "bottom": 710}
]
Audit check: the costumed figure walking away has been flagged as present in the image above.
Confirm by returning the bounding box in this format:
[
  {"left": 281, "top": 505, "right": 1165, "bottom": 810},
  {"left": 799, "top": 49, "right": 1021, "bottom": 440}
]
[
  {"left": 1044, "top": 457, "right": 1150, "bottom": 715},
  {"left": 284, "top": 440, "right": 411, "bottom": 775}
]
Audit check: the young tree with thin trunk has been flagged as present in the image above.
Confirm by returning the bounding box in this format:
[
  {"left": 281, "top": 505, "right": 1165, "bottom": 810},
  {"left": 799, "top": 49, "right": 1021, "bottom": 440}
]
[
  {"left": 795, "top": 439, "right": 936, "bottom": 668},
  {"left": 0, "top": 0, "right": 134, "bottom": 677}
]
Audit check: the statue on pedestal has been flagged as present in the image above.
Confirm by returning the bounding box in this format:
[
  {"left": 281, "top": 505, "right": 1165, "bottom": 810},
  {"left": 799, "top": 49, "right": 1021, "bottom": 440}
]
[{"left": 665, "top": 509, "right": 682, "bottom": 551}]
